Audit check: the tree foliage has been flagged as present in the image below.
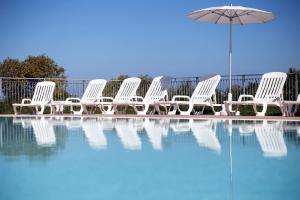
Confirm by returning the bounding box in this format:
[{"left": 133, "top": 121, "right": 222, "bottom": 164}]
[
  {"left": 0, "top": 55, "right": 65, "bottom": 78},
  {"left": 0, "top": 55, "right": 67, "bottom": 113}
]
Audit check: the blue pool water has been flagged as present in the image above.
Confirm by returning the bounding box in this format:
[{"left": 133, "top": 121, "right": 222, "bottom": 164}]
[{"left": 0, "top": 117, "right": 299, "bottom": 200}]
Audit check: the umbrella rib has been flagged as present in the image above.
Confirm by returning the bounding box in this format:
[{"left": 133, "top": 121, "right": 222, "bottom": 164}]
[
  {"left": 235, "top": 12, "right": 244, "bottom": 25},
  {"left": 192, "top": 11, "right": 214, "bottom": 21},
  {"left": 214, "top": 9, "right": 230, "bottom": 18},
  {"left": 238, "top": 10, "right": 254, "bottom": 17},
  {"left": 215, "top": 10, "right": 227, "bottom": 24},
  {"left": 248, "top": 12, "right": 266, "bottom": 23}
]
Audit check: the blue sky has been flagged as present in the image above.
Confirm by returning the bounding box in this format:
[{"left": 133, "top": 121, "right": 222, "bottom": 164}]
[{"left": 0, "top": 0, "right": 299, "bottom": 79}]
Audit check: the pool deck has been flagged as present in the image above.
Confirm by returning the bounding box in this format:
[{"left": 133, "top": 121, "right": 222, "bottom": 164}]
[{"left": 1, "top": 114, "right": 300, "bottom": 121}]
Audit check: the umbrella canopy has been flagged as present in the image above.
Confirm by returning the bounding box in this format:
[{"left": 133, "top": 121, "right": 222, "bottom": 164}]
[
  {"left": 188, "top": 5, "right": 274, "bottom": 100},
  {"left": 189, "top": 5, "right": 274, "bottom": 24}
]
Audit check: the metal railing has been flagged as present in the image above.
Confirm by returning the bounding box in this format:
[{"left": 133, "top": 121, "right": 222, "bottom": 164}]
[{"left": 0, "top": 73, "right": 299, "bottom": 110}]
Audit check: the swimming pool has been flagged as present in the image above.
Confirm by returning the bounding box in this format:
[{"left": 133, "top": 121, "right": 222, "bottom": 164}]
[{"left": 0, "top": 117, "right": 299, "bottom": 200}]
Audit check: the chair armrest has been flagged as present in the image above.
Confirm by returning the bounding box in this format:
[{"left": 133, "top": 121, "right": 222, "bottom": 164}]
[
  {"left": 238, "top": 95, "right": 254, "bottom": 102},
  {"left": 66, "top": 97, "right": 81, "bottom": 103},
  {"left": 97, "top": 97, "right": 114, "bottom": 102},
  {"left": 21, "top": 99, "right": 32, "bottom": 104},
  {"left": 171, "top": 95, "right": 191, "bottom": 101}
]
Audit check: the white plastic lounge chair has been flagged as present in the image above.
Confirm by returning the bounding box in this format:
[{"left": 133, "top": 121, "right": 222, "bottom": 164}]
[
  {"left": 225, "top": 72, "right": 287, "bottom": 116},
  {"left": 155, "top": 75, "right": 221, "bottom": 115},
  {"left": 114, "top": 119, "right": 142, "bottom": 150},
  {"left": 31, "top": 119, "right": 56, "bottom": 147},
  {"left": 283, "top": 94, "right": 300, "bottom": 117},
  {"left": 53, "top": 79, "right": 107, "bottom": 115},
  {"left": 82, "top": 119, "right": 107, "bottom": 149},
  {"left": 99, "top": 77, "right": 141, "bottom": 114},
  {"left": 129, "top": 76, "right": 171, "bottom": 115},
  {"left": 13, "top": 81, "right": 56, "bottom": 115},
  {"left": 144, "top": 118, "right": 169, "bottom": 150},
  {"left": 191, "top": 120, "right": 221, "bottom": 153},
  {"left": 255, "top": 121, "right": 287, "bottom": 157}
]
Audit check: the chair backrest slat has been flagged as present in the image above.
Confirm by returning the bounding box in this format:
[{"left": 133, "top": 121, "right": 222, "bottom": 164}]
[
  {"left": 254, "top": 72, "right": 287, "bottom": 102},
  {"left": 191, "top": 75, "right": 221, "bottom": 103},
  {"left": 144, "top": 76, "right": 171, "bottom": 103},
  {"left": 31, "top": 81, "right": 56, "bottom": 104},
  {"left": 81, "top": 79, "right": 107, "bottom": 103},
  {"left": 114, "top": 77, "right": 141, "bottom": 103}
]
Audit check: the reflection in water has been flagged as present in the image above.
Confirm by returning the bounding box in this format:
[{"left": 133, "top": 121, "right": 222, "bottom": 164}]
[
  {"left": 1, "top": 117, "right": 299, "bottom": 200},
  {"left": 0, "top": 117, "right": 299, "bottom": 158},
  {"left": 82, "top": 119, "right": 107, "bottom": 149},
  {"left": 0, "top": 117, "right": 67, "bottom": 159},
  {"left": 170, "top": 119, "right": 192, "bottom": 133},
  {"left": 255, "top": 121, "right": 287, "bottom": 157},
  {"left": 225, "top": 120, "right": 289, "bottom": 158},
  {"left": 114, "top": 119, "right": 142, "bottom": 150},
  {"left": 31, "top": 119, "right": 56, "bottom": 147},
  {"left": 191, "top": 120, "right": 221, "bottom": 153},
  {"left": 144, "top": 118, "right": 169, "bottom": 150}
]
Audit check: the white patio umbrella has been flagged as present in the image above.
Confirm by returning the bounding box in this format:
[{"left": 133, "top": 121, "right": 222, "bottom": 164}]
[{"left": 188, "top": 5, "right": 274, "bottom": 102}]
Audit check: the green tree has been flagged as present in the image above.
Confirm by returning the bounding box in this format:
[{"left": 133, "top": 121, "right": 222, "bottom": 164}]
[
  {"left": 0, "top": 58, "right": 24, "bottom": 77},
  {"left": 0, "top": 55, "right": 65, "bottom": 78},
  {"left": 0, "top": 55, "right": 67, "bottom": 113}
]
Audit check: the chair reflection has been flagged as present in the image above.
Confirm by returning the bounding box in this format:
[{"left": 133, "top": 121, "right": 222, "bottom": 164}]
[
  {"left": 190, "top": 119, "right": 221, "bottom": 153},
  {"left": 31, "top": 118, "right": 56, "bottom": 147},
  {"left": 114, "top": 119, "right": 142, "bottom": 150},
  {"left": 82, "top": 119, "right": 107, "bottom": 149},
  {"left": 170, "top": 119, "right": 192, "bottom": 134},
  {"left": 144, "top": 118, "right": 169, "bottom": 150},
  {"left": 224, "top": 120, "right": 255, "bottom": 136},
  {"left": 255, "top": 121, "right": 287, "bottom": 157}
]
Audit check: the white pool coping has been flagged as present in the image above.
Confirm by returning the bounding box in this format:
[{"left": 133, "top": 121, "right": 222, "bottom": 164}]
[{"left": 1, "top": 114, "right": 300, "bottom": 121}]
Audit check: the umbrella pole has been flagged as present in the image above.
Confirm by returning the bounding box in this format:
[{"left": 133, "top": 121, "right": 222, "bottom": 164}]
[{"left": 228, "top": 19, "right": 232, "bottom": 100}]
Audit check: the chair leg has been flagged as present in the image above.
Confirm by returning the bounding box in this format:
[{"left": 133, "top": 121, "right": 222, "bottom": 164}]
[
  {"left": 225, "top": 103, "right": 233, "bottom": 115},
  {"left": 168, "top": 104, "right": 177, "bottom": 115},
  {"left": 99, "top": 104, "right": 113, "bottom": 115},
  {"left": 13, "top": 105, "right": 19, "bottom": 115},
  {"left": 178, "top": 103, "right": 193, "bottom": 115},
  {"left": 136, "top": 104, "right": 149, "bottom": 115},
  {"left": 73, "top": 105, "right": 85, "bottom": 115},
  {"left": 154, "top": 103, "right": 162, "bottom": 115},
  {"left": 256, "top": 103, "right": 267, "bottom": 116},
  {"left": 36, "top": 106, "right": 45, "bottom": 115},
  {"left": 252, "top": 104, "right": 258, "bottom": 115},
  {"left": 279, "top": 105, "right": 286, "bottom": 117}
]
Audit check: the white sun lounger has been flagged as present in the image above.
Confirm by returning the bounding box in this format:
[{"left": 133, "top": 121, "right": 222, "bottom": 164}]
[
  {"left": 225, "top": 72, "right": 287, "bottom": 116},
  {"left": 82, "top": 119, "right": 107, "bottom": 149},
  {"left": 98, "top": 77, "right": 141, "bottom": 114},
  {"left": 255, "top": 121, "right": 287, "bottom": 157},
  {"left": 283, "top": 94, "right": 300, "bottom": 117},
  {"left": 114, "top": 119, "right": 142, "bottom": 150},
  {"left": 129, "top": 76, "right": 171, "bottom": 115},
  {"left": 191, "top": 120, "right": 221, "bottom": 153},
  {"left": 31, "top": 119, "right": 56, "bottom": 147},
  {"left": 155, "top": 75, "right": 221, "bottom": 115},
  {"left": 52, "top": 79, "right": 107, "bottom": 115},
  {"left": 13, "top": 81, "right": 56, "bottom": 115}
]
